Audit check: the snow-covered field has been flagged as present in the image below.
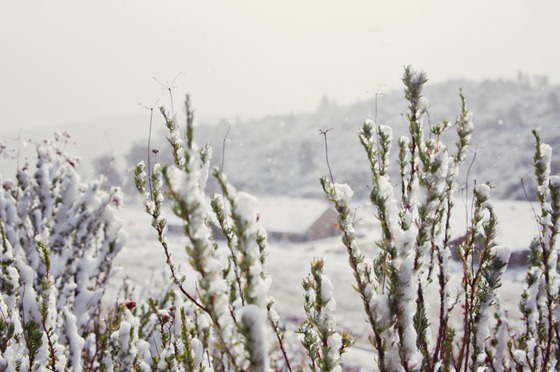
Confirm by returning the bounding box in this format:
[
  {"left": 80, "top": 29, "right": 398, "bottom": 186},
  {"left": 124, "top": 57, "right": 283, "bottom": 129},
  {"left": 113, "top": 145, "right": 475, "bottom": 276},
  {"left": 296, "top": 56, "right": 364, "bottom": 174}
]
[{"left": 113, "top": 198, "right": 533, "bottom": 370}]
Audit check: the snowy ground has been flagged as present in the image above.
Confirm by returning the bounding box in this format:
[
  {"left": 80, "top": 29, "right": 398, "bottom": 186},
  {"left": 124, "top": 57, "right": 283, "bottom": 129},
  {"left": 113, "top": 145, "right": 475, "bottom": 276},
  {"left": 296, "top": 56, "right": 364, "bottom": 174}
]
[{"left": 113, "top": 199, "right": 533, "bottom": 370}]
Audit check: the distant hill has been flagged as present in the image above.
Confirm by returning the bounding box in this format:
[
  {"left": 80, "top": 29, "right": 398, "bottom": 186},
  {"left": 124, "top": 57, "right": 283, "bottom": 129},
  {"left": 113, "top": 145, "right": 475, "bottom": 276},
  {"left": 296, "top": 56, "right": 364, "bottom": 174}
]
[
  {"left": 135, "top": 74, "right": 559, "bottom": 201},
  {"left": 2, "top": 74, "right": 559, "bottom": 202}
]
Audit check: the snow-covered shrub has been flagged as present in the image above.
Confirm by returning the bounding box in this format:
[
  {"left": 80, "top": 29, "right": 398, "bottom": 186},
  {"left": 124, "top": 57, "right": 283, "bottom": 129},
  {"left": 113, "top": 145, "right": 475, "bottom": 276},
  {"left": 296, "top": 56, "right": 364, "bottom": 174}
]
[
  {"left": 298, "top": 258, "right": 353, "bottom": 371},
  {"left": 321, "top": 66, "right": 480, "bottom": 370},
  {"left": 134, "top": 96, "right": 297, "bottom": 370},
  {"left": 134, "top": 68, "right": 560, "bottom": 370},
  {"left": 0, "top": 133, "right": 133, "bottom": 370},
  {"left": 512, "top": 130, "right": 560, "bottom": 371},
  {"left": 2, "top": 66, "right": 560, "bottom": 371},
  {"left": 321, "top": 66, "right": 560, "bottom": 371},
  {"left": 0, "top": 135, "right": 184, "bottom": 371}
]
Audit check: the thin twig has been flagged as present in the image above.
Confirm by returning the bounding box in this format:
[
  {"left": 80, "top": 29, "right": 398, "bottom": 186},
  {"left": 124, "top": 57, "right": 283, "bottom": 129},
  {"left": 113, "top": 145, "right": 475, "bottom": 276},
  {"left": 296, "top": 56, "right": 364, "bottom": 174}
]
[
  {"left": 155, "top": 223, "right": 210, "bottom": 314},
  {"left": 139, "top": 100, "right": 159, "bottom": 201},
  {"left": 373, "top": 85, "right": 385, "bottom": 123},
  {"left": 520, "top": 171, "right": 540, "bottom": 230},
  {"left": 268, "top": 316, "right": 293, "bottom": 372},
  {"left": 153, "top": 73, "right": 184, "bottom": 114},
  {"left": 372, "top": 87, "right": 385, "bottom": 173},
  {"left": 400, "top": 112, "right": 407, "bottom": 127},
  {"left": 147, "top": 107, "right": 155, "bottom": 200},
  {"left": 426, "top": 110, "right": 433, "bottom": 140},
  {"left": 319, "top": 128, "right": 335, "bottom": 184},
  {"left": 152, "top": 149, "right": 159, "bottom": 165},
  {"left": 221, "top": 124, "right": 232, "bottom": 172},
  {"left": 464, "top": 145, "right": 478, "bottom": 233}
]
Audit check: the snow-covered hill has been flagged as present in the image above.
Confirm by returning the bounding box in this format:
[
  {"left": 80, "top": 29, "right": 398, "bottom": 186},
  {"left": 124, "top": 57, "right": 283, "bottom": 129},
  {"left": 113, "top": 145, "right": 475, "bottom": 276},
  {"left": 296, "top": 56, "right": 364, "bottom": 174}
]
[
  {"left": 126, "top": 74, "right": 560, "bottom": 201},
  {"left": 2, "top": 74, "right": 559, "bottom": 203}
]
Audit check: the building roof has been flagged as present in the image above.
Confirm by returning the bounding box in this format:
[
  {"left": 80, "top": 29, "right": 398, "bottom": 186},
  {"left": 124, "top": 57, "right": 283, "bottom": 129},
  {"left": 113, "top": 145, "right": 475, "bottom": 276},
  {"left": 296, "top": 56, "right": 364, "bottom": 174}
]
[
  {"left": 162, "top": 196, "right": 333, "bottom": 236},
  {"left": 255, "top": 197, "right": 332, "bottom": 235}
]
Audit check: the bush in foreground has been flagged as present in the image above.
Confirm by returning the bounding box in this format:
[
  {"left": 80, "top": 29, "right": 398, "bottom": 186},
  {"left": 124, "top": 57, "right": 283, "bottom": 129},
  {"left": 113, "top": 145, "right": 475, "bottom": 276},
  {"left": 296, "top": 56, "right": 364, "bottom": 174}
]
[{"left": 1, "top": 67, "right": 560, "bottom": 371}]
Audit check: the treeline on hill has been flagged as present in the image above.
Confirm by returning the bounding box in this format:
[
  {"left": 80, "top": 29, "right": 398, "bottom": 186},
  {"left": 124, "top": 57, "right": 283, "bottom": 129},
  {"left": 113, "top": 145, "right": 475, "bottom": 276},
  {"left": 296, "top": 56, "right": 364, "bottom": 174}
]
[{"left": 122, "top": 73, "right": 560, "bottom": 201}]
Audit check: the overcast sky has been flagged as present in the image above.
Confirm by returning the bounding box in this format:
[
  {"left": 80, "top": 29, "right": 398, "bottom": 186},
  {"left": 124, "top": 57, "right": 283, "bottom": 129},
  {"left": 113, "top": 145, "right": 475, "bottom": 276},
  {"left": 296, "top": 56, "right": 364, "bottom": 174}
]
[{"left": 1, "top": 1, "right": 559, "bottom": 129}]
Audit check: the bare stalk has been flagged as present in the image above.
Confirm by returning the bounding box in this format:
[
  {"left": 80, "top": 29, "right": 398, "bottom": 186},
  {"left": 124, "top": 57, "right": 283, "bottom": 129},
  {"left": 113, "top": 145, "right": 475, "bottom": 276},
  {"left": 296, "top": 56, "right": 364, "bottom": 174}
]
[
  {"left": 139, "top": 99, "right": 159, "bottom": 201},
  {"left": 319, "top": 128, "right": 335, "bottom": 184}
]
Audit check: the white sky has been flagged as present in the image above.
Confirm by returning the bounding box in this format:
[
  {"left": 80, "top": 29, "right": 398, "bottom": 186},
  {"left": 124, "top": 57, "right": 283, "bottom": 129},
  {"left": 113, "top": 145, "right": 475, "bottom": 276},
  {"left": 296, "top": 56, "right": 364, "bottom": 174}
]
[{"left": 1, "top": 0, "right": 559, "bottom": 129}]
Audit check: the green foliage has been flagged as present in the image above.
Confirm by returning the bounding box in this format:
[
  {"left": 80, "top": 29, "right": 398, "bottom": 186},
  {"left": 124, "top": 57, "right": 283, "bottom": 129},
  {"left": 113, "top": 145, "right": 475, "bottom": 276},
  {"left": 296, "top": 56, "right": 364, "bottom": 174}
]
[
  {"left": 0, "top": 319, "right": 15, "bottom": 354},
  {"left": 298, "top": 258, "right": 353, "bottom": 371},
  {"left": 23, "top": 320, "right": 43, "bottom": 368}
]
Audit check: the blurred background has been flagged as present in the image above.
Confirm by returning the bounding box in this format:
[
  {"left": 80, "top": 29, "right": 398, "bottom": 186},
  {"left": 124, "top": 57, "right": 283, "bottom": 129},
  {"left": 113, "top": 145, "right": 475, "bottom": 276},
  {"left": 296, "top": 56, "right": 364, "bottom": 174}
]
[{"left": 1, "top": 0, "right": 559, "bottom": 201}]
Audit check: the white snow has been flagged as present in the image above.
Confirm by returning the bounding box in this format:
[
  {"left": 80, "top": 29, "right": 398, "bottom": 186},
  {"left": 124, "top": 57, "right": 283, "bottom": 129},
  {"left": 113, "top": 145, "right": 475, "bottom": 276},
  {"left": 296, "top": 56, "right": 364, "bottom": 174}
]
[
  {"left": 235, "top": 192, "right": 258, "bottom": 226},
  {"left": 539, "top": 143, "right": 552, "bottom": 181},
  {"left": 493, "top": 245, "right": 511, "bottom": 266},
  {"left": 240, "top": 196, "right": 333, "bottom": 236},
  {"left": 378, "top": 125, "right": 393, "bottom": 144},
  {"left": 113, "top": 195, "right": 539, "bottom": 370},
  {"left": 474, "top": 184, "right": 492, "bottom": 203},
  {"left": 550, "top": 175, "right": 560, "bottom": 188},
  {"left": 320, "top": 274, "right": 333, "bottom": 303},
  {"left": 334, "top": 183, "right": 354, "bottom": 204},
  {"left": 417, "top": 97, "right": 430, "bottom": 112},
  {"left": 239, "top": 304, "right": 269, "bottom": 370}
]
